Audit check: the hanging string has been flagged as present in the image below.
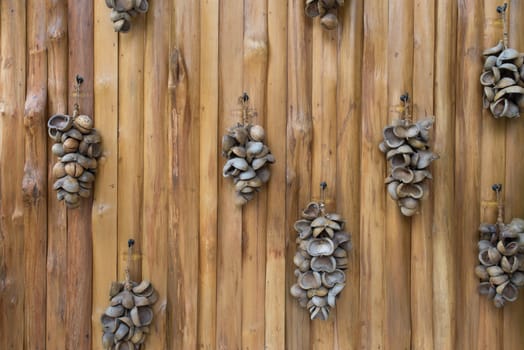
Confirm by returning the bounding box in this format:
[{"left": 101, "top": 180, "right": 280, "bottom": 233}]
[
  {"left": 238, "top": 92, "right": 250, "bottom": 125},
  {"left": 400, "top": 93, "right": 412, "bottom": 123},
  {"left": 73, "top": 74, "right": 84, "bottom": 118},
  {"left": 319, "top": 181, "right": 327, "bottom": 213},
  {"left": 497, "top": 3, "right": 509, "bottom": 49},
  {"left": 125, "top": 239, "right": 135, "bottom": 289},
  {"left": 492, "top": 183, "right": 504, "bottom": 230}
]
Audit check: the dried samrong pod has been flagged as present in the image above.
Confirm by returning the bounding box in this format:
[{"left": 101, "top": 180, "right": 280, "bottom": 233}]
[
  {"left": 476, "top": 184, "right": 524, "bottom": 308},
  {"left": 305, "top": 0, "right": 344, "bottom": 30},
  {"left": 379, "top": 94, "right": 438, "bottom": 216},
  {"left": 48, "top": 84, "right": 102, "bottom": 209},
  {"left": 290, "top": 201, "right": 351, "bottom": 320},
  {"left": 222, "top": 94, "right": 275, "bottom": 205},
  {"left": 105, "top": 0, "right": 149, "bottom": 33}
]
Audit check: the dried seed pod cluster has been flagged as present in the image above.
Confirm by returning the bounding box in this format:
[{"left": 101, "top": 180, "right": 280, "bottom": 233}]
[
  {"left": 101, "top": 280, "right": 157, "bottom": 349},
  {"left": 290, "top": 202, "right": 351, "bottom": 320},
  {"left": 476, "top": 218, "right": 524, "bottom": 308},
  {"left": 481, "top": 40, "right": 524, "bottom": 118},
  {"left": 48, "top": 112, "right": 102, "bottom": 208},
  {"left": 222, "top": 123, "right": 275, "bottom": 206},
  {"left": 105, "top": 0, "right": 149, "bottom": 33},
  {"left": 305, "top": 0, "right": 344, "bottom": 30},
  {"left": 379, "top": 116, "right": 438, "bottom": 216}
]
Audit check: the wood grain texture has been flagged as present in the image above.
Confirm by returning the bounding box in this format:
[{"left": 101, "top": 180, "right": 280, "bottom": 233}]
[{"left": 23, "top": 1, "right": 47, "bottom": 349}]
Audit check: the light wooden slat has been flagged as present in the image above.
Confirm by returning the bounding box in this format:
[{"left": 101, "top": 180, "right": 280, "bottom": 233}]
[
  {"left": 242, "top": 1, "right": 269, "bottom": 349},
  {"left": 477, "top": 1, "right": 504, "bottom": 349},
  {"left": 335, "top": 2, "right": 363, "bottom": 349},
  {"left": 503, "top": 0, "right": 524, "bottom": 347},
  {"left": 45, "top": 1, "right": 68, "bottom": 349},
  {"left": 142, "top": 0, "right": 170, "bottom": 348},
  {"left": 169, "top": 0, "right": 200, "bottom": 347},
  {"left": 216, "top": 1, "right": 243, "bottom": 349},
  {"left": 411, "top": 0, "right": 435, "bottom": 349},
  {"left": 286, "top": 0, "right": 313, "bottom": 349},
  {"left": 432, "top": 0, "right": 457, "bottom": 348},
  {"left": 23, "top": 1, "right": 47, "bottom": 349},
  {"left": 359, "top": 0, "right": 388, "bottom": 348},
  {"left": 92, "top": 2, "right": 119, "bottom": 350},
  {"left": 117, "top": 8, "right": 146, "bottom": 284},
  {"left": 455, "top": 0, "right": 483, "bottom": 349},
  {"left": 0, "top": 1, "right": 26, "bottom": 350},
  {"left": 198, "top": 0, "right": 219, "bottom": 348},
  {"left": 384, "top": 1, "right": 413, "bottom": 348},
  {"left": 264, "top": 0, "right": 287, "bottom": 348}
]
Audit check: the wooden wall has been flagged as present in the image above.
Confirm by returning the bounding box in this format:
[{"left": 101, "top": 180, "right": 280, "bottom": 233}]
[{"left": 1, "top": 0, "right": 524, "bottom": 349}]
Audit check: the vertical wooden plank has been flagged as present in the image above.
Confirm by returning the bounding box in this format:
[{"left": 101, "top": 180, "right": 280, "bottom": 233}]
[
  {"left": 411, "top": 0, "right": 435, "bottom": 349},
  {"left": 169, "top": 0, "right": 200, "bottom": 348},
  {"left": 455, "top": 0, "right": 483, "bottom": 349},
  {"left": 265, "top": 0, "right": 287, "bottom": 348},
  {"left": 117, "top": 6, "right": 146, "bottom": 284},
  {"left": 503, "top": 0, "right": 524, "bottom": 347},
  {"left": 335, "top": 1, "right": 363, "bottom": 349},
  {"left": 23, "top": 1, "right": 47, "bottom": 349},
  {"left": 360, "top": 0, "right": 387, "bottom": 348},
  {"left": 142, "top": 0, "right": 170, "bottom": 348},
  {"left": 92, "top": 2, "right": 118, "bottom": 350},
  {"left": 432, "top": 0, "right": 457, "bottom": 349},
  {"left": 384, "top": 1, "right": 413, "bottom": 348},
  {"left": 242, "top": 1, "right": 268, "bottom": 349},
  {"left": 286, "top": 0, "right": 312, "bottom": 348},
  {"left": 66, "top": 1, "right": 94, "bottom": 348},
  {"left": 216, "top": 0, "right": 243, "bottom": 348},
  {"left": 310, "top": 10, "right": 338, "bottom": 350},
  {"left": 46, "top": 1, "right": 68, "bottom": 349},
  {"left": 198, "top": 1, "right": 219, "bottom": 349},
  {"left": 477, "top": 1, "right": 504, "bottom": 349},
  {"left": 0, "top": 1, "right": 26, "bottom": 350}
]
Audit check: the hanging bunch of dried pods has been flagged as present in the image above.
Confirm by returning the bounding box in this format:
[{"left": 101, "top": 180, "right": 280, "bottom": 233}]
[
  {"left": 221, "top": 93, "right": 275, "bottom": 206},
  {"left": 305, "top": 0, "right": 344, "bottom": 30},
  {"left": 290, "top": 184, "right": 351, "bottom": 320},
  {"left": 105, "top": 0, "right": 149, "bottom": 33},
  {"left": 475, "top": 184, "right": 524, "bottom": 308},
  {"left": 48, "top": 76, "right": 102, "bottom": 209},
  {"left": 101, "top": 240, "right": 158, "bottom": 350},
  {"left": 379, "top": 94, "right": 439, "bottom": 216},
  {"left": 481, "top": 4, "right": 524, "bottom": 118}
]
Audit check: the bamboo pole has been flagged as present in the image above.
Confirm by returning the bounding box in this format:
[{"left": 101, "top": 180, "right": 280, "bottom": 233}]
[
  {"left": 455, "top": 0, "right": 483, "bottom": 348},
  {"left": 477, "top": 1, "right": 505, "bottom": 349},
  {"left": 0, "top": 1, "right": 26, "bottom": 350},
  {"left": 198, "top": 1, "right": 219, "bottom": 349},
  {"left": 23, "top": 0, "right": 47, "bottom": 349},
  {"left": 432, "top": 0, "right": 457, "bottom": 349},
  {"left": 264, "top": 0, "right": 287, "bottom": 348},
  {"left": 117, "top": 6, "right": 146, "bottom": 284},
  {"left": 310, "top": 10, "right": 338, "bottom": 350},
  {"left": 411, "top": 0, "right": 435, "bottom": 349},
  {"left": 286, "top": 0, "right": 313, "bottom": 348},
  {"left": 142, "top": 0, "right": 170, "bottom": 347},
  {"left": 92, "top": 2, "right": 118, "bottom": 350},
  {"left": 242, "top": 1, "right": 269, "bottom": 349},
  {"left": 216, "top": 1, "right": 244, "bottom": 349},
  {"left": 503, "top": 0, "right": 524, "bottom": 347},
  {"left": 384, "top": 1, "right": 414, "bottom": 348},
  {"left": 359, "top": 0, "right": 388, "bottom": 348},
  {"left": 66, "top": 1, "right": 94, "bottom": 349},
  {"left": 335, "top": 1, "right": 363, "bottom": 349},
  {"left": 45, "top": 1, "right": 68, "bottom": 349},
  {"left": 169, "top": 0, "right": 200, "bottom": 347}
]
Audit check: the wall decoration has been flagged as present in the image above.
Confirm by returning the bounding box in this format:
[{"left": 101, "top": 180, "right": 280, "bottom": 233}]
[
  {"left": 290, "top": 183, "right": 352, "bottom": 320},
  {"left": 305, "top": 0, "right": 344, "bottom": 30},
  {"left": 221, "top": 93, "right": 275, "bottom": 206},
  {"left": 379, "top": 93, "right": 438, "bottom": 216},
  {"left": 48, "top": 76, "right": 102, "bottom": 209},
  {"left": 475, "top": 184, "right": 524, "bottom": 308},
  {"left": 105, "top": 0, "right": 149, "bottom": 33},
  {"left": 481, "top": 3, "right": 524, "bottom": 118},
  {"left": 101, "top": 239, "right": 158, "bottom": 349}
]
